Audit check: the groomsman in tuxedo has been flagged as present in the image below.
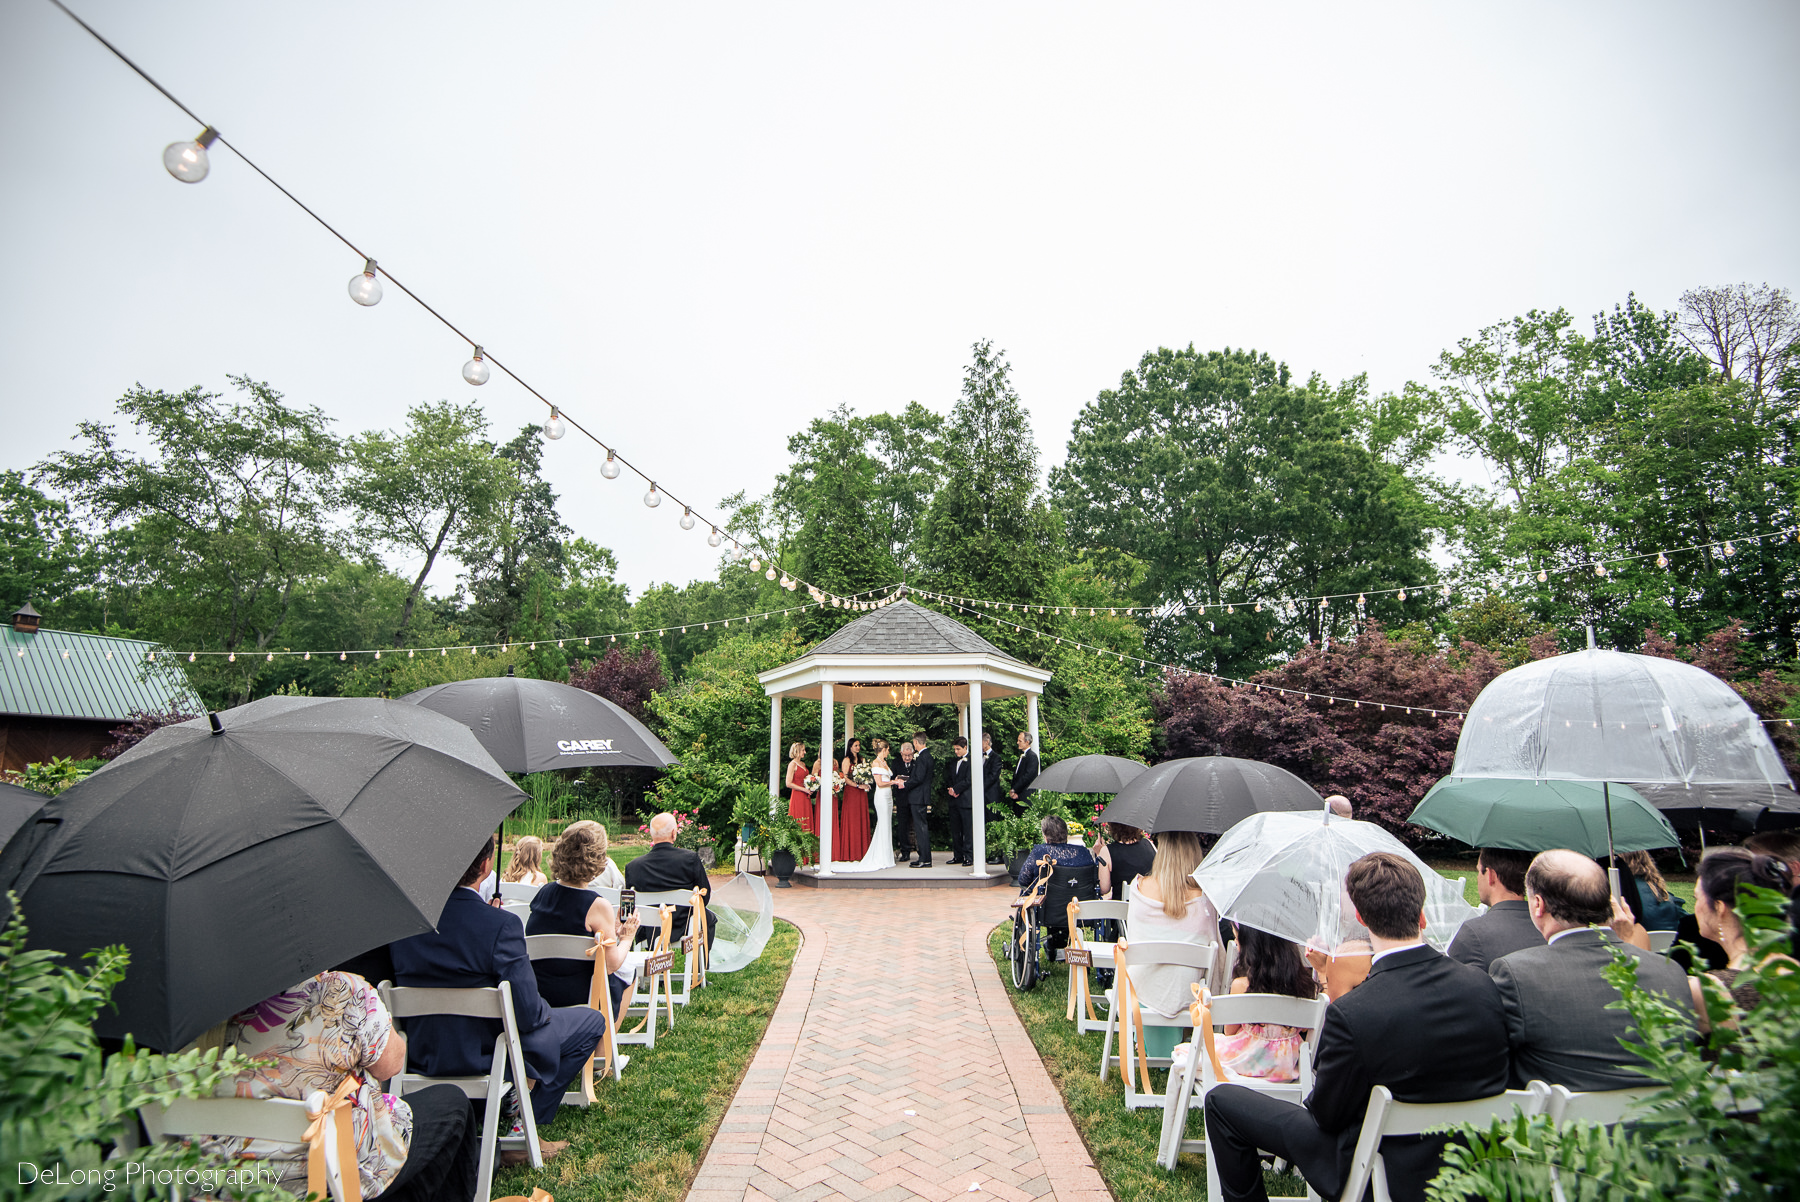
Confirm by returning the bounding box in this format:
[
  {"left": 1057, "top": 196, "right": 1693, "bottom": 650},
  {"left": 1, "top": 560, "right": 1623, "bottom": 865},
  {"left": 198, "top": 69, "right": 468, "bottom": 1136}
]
[
  {"left": 946, "top": 737, "right": 974, "bottom": 865},
  {"left": 1009, "top": 731, "right": 1039, "bottom": 815},
  {"left": 903, "top": 732, "right": 935, "bottom": 868}
]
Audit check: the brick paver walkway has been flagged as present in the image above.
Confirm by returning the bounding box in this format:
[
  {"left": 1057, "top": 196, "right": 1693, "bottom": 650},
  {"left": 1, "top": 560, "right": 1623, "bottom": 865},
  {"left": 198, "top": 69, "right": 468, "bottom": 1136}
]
[{"left": 687, "top": 888, "right": 1109, "bottom": 1202}]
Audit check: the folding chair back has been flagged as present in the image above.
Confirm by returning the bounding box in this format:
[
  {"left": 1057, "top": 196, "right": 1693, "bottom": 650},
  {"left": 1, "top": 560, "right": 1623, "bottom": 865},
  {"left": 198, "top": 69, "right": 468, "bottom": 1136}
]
[
  {"left": 1063, "top": 898, "right": 1128, "bottom": 1035},
  {"left": 1158, "top": 991, "right": 1328, "bottom": 1181},
  {"left": 525, "top": 933, "right": 623, "bottom": 1103},
  {"left": 1103, "top": 940, "right": 1218, "bottom": 1110},
  {"left": 616, "top": 904, "right": 678, "bottom": 1046},
  {"left": 633, "top": 888, "right": 708, "bottom": 1002},
  {"left": 1646, "top": 929, "right": 1677, "bottom": 954},
  {"left": 498, "top": 880, "right": 543, "bottom": 903},
  {"left": 1545, "top": 1083, "right": 1658, "bottom": 1125},
  {"left": 141, "top": 1093, "right": 347, "bottom": 1202},
  {"left": 592, "top": 884, "right": 622, "bottom": 906},
  {"left": 378, "top": 979, "right": 539, "bottom": 1202},
  {"left": 499, "top": 900, "right": 532, "bottom": 925},
  {"left": 1340, "top": 1084, "right": 1543, "bottom": 1202}
]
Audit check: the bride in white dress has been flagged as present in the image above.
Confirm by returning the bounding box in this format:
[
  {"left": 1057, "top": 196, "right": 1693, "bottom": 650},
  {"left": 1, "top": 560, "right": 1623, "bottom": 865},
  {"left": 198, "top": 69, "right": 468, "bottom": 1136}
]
[{"left": 836, "top": 738, "right": 896, "bottom": 873}]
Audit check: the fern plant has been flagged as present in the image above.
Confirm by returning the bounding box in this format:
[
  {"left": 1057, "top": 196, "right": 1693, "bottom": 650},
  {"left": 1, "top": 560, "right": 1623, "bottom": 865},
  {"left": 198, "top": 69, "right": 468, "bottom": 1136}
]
[
  {"left": 1427, "top": 886, "right": 1799, "bottom": 1201},
  {"left": 0, "top": 895, "right": 288, "bottom": 1201}
]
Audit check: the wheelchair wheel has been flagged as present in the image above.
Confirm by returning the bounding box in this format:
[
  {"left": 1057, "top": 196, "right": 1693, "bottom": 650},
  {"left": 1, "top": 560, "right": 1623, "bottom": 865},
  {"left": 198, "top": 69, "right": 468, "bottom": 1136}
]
[{"left": 1011, "top": 913, "right": 1042, "bottom": 991}]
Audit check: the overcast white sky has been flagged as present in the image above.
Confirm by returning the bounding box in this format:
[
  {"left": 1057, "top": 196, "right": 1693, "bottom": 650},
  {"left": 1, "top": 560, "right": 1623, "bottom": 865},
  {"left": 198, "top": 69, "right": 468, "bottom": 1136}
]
[{"left": 3, "top": 1, "right": 1797, "bottom": 598}]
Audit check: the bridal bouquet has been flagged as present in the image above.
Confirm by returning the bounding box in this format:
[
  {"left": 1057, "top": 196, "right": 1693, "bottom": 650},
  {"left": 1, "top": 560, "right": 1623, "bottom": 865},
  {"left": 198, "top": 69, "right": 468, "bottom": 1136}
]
[{"left": 851, "top": 762, "right": 875, "bottom": 788}]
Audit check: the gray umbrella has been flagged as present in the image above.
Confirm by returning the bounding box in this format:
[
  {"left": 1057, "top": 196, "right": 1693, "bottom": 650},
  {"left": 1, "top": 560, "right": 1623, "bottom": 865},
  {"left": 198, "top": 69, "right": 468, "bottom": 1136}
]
[
  {"left": 403, "top": 673, "right": 677, "bottom": 773},
  {"left": 1032, "top": 754, "right": 1150, "bottom": 795},
  {"left": 10, "top": 695, "right": 524, "bottom": 1051},
  {"left": 1100, "top": 756, "right": 1325, "bottom": 834}
]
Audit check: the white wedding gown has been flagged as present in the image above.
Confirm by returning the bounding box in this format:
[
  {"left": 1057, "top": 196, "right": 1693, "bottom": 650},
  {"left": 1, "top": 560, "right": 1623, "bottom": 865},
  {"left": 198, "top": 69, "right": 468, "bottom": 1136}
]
[{"left": 833, "top": 771, "right": 896, "bottom": 873}]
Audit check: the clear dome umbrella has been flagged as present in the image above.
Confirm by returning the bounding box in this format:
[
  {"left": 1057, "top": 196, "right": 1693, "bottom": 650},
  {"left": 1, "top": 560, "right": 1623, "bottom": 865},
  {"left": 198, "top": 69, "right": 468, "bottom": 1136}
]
[
  {"left": 1192, "top": 809, "right": 1477, "bottom": 954},
  {"left": 1451, "top": 646, "right": 1793, "bottom": 884}
]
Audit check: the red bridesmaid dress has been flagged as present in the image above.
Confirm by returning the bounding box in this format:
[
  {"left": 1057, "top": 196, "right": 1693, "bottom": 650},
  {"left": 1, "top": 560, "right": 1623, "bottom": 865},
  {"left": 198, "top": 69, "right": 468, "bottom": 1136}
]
[
  {"left": 787, "top": 761, "right": 816, "bottom": 836},
  {"left": 835, "top": 760, "right": 871, "bottom": 861}
]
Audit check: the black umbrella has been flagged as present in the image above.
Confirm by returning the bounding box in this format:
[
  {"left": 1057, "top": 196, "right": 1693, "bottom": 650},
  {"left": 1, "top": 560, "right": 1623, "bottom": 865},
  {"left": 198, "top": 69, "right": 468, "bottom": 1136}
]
[
  {"left": 1100, "top": 756, "right": 1325, "bottom": 834},
  {"left": 403, "top": 674, "right": 677, "bottom": 773},
  {"left": 1032, "top": 754, "right": 1149, "bottom": 795},
  {"left": 1629, "top": 782, "right": 1800, "bottom": 834},
  {"left": 0, "top": 781, "right": 46, "bottom": 852},
  {"left": 11, "top": 695, "right": 524, "bottom": 1051}
]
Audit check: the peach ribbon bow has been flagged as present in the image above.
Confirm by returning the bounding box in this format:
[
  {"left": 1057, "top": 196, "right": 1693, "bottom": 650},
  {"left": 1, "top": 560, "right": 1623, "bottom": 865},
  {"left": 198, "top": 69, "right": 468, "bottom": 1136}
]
[{"left": 304, "top": 1075, "right": 363, "bottom": 1202}]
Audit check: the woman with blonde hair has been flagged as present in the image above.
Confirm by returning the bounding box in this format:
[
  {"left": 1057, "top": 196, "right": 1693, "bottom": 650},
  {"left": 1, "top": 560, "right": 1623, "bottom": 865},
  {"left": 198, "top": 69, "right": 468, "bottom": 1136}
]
[
  {"left": 1124, "top": 830, "right": 1221, "bottom": 1057},
  {"left": 786, "top": 742, "right": 816, "bottom": 858},
  {"left": 502, "top": 835, "right": 548, "bottom": 886}
]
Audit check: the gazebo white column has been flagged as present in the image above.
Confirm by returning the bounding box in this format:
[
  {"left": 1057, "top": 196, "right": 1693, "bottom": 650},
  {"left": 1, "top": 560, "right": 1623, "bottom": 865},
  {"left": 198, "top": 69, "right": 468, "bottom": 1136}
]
[
  {"left": 818, "top": 681, "right": 835, "bottom": 874},
  {"left": 768, "top": 695, "right": 783, "bottom": 815},
  {"left": 1026, "top": 694, "right": 1039, "bottom": 753},
  {"left": 956, "top": 703, "right": 968, "bottom": 737},
  {"left": 969, "top": 680, "right": 985, "bottom": 877}
]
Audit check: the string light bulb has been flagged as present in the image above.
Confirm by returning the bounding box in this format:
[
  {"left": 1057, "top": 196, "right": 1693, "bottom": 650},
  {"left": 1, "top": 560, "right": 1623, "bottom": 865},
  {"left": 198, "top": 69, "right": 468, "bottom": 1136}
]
[
  {"left": 462, "top": 347, "right": 490, "bottom": 386},
  {"left": 1537, "top": 568, "right": 1547, "bottom": 583},
  {"left": 765, "top": 567, "right": 777, "bottom": 581},
  {"left": 1398, "top": 589, "right": 1407, "bottom": 601},
  {"left": 543, "top": 409, "right": 566, "bottom": 440},
  {"left": 347, "top": 258, "right": 382, "bottom": 306},
  {"left": 1657, "top": 551, "right": 1669, "bottom": 568},
  {"left": 162, "top": 126, "right": 218, "bottom": 183},
  {"left": 708, "top": 528, "right": 723, "bottom": 548},
  {"left": 1723, "top": 540, "right": 1736, "bottom": 557},
  {"left": 749, "top": 556, "right": 761, "bottom": 571},
  {"left": 643, "top": 483, "right": 662, "bottom": 508},
  {"left": 679, "top": 507, "right": 696, "bottom": 531},
  {"left": 600, "top": 450, "right": 621, "bottom": 479}
]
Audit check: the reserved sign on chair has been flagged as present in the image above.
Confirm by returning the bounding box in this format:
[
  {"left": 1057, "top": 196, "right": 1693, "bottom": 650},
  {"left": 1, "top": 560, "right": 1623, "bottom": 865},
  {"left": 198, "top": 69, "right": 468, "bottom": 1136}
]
[
  {"left": 642, "top": 951, "right": 676, "bottom": 976},
  {"left": 1064, "top": 947, "right": 1093, "bottom": 968}
]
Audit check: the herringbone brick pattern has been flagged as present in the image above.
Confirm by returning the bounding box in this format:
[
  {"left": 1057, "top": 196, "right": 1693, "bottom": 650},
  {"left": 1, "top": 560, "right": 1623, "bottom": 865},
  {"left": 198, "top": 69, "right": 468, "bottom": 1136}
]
[{"left": 688, "top": 889, "right": 1109, "bottom": 1202}]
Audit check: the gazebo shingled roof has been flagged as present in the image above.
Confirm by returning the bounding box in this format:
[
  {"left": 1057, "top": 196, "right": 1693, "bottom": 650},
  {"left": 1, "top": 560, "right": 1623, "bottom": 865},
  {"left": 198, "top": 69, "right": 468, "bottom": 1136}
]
[{"left": 802, "top": 600, "right": 1026, "bottom": 662}]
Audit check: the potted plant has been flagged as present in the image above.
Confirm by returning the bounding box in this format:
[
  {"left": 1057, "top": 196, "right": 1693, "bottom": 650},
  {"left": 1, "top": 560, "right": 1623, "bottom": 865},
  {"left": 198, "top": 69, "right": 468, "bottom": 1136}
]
[
  {"left": 987, "top": 812, "right": 1039, "bottom": 883},
  {"left": 752, "top": 809, "right": 818, "bottom": 887}
]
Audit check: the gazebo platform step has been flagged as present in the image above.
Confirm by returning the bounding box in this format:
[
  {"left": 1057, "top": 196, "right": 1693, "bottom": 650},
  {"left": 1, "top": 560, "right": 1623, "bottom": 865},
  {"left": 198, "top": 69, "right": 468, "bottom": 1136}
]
[{"left": 781, "top": 858, "right": 1013, "bottom": 889}]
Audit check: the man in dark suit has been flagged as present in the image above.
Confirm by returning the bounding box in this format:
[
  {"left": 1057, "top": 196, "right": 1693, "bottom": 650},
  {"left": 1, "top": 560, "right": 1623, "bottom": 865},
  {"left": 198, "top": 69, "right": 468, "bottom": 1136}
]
[
  {"left": 390, "top": 835, "right": 607, "bottom": 1156},
  {"left": 903, "top": 732, "right": 935, "bottom": 867},
  {"left": 1204, "top": 852, "right": 1511, "bottom": 1202},
  {"left": 982, "top": 731, "right": 1005, "bottom": 863},
  {"left": 946, "top": 736, "right": 973, "bottom": 866},
  {"left": 892, "top": 741, "right": 918, "bottom": 860},
  {"left": 1489, "top": 849, "right": 1695, "bottom": 1091},
  {"left": 1447, "top": 848, "right": 1544, "bottom": 971},
  {"left": 625, "top": 812, "right": 715, "bottom": 950},
  {"left": 1008, "top": 731, "right": 1039, "bottom": 815}
]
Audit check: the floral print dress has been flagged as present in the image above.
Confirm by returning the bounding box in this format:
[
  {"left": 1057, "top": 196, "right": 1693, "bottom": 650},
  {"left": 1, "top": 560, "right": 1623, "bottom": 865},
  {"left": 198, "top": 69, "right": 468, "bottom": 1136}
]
[{"left": 201, "top": 971, "right": 414, "bottom": 1197}]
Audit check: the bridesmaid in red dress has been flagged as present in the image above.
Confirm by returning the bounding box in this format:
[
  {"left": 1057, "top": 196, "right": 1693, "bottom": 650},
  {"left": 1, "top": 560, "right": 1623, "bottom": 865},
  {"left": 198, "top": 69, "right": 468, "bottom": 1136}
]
[
  {"left": 835, "top": 738, "right": 872, "bottom": 861},
  {"left": 785, "top": 743, "right": 815, "bottom": 861}
]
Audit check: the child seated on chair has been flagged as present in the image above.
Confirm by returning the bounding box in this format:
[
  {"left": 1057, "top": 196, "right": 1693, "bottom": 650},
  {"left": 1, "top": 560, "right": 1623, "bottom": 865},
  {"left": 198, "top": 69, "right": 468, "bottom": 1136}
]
[
  {"left": 503, "top": 835, "right": 549, "bottom": 887},
  {"left": 1214, "top": 926, "right": 1317, "bottom": 1083}
]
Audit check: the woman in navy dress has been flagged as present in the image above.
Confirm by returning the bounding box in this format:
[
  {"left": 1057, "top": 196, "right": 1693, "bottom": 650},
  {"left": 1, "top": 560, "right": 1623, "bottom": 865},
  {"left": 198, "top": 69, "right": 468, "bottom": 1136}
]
[{"left": 526, "top": 825, "right": 638, "bottom": 1016}]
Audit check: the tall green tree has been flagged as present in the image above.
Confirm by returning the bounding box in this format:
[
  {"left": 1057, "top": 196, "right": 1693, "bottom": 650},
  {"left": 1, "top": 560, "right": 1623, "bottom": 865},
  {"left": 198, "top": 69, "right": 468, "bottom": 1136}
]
[
  {"left": 460, "top": 425, "right": 570, "bottom": 644},
  {"left": 345, "top": 400, "right": 518, "bottom": 646},
  {"left": 917, "top": 341, "right": 1059, "bottom": 645},
  {"left": 0, "top": 471, "right": 88, "bottom": 617},
  {"left": 36, "top": 377, "right": 343, "bottom": 703}
]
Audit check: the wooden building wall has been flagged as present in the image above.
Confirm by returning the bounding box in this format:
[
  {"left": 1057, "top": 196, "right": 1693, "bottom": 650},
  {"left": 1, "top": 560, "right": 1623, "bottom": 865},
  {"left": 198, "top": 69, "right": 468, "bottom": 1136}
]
[{"left": 0, "top": 715, "right": 116, "bottom": 773}]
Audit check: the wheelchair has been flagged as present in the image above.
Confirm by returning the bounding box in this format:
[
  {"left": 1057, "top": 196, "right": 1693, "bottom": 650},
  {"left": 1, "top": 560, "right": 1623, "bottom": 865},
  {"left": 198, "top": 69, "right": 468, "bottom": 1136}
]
[{"left": 1007, "top": 856, "right": 1103, "bottom": 991}]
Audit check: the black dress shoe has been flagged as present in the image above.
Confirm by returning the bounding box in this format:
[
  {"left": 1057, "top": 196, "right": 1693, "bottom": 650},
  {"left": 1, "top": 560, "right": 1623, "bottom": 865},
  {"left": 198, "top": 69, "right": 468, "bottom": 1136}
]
[{"left": 911, "top": 860, "right": 933, "bottom": 868}]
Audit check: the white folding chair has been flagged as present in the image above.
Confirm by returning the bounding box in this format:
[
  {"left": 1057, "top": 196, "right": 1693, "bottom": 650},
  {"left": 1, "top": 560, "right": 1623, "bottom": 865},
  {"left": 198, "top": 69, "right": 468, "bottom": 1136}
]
[
  {"left": 499, "top": 900, "right": 532, "bottom": 926},
  {"left": 1646, "top": 929, "right": 1677, "bottom": 954},
  {"left": 525, "top": 933, "right": 628, "bottom": 1102},
  {"left": 378, "top": 979, "right": 540, "bottom": 1202},
  {"left": 140, "top": 1092, "right": 348, "bottom": 1202},
  {"left": 1062, "top": 898, "right": 1128, "bottom": 1035},
  {"left": 1544, "top": 1083, "right": 1658, "bottom": 1125},
  {"left": 1338, "top": 1084, "right": 1544, "bottom": 1202},
  {"left": 633, "top": 888, "right": 710, "bottom": 1002},
  {"left": 1158, "top": 991, "right": 1330, "bottom": 1192},
  {"left": 615, "top": 905, "right": 677, "bottom": 1048},
  {"left": 498, "top": 880, "right": 543, "bottom": 903},
  {"left": 1101, "top": 940, "right": 1218, "bottom": 1110},
  {"left": 591, "top": 884, "right": 622, "bottom": 906}
]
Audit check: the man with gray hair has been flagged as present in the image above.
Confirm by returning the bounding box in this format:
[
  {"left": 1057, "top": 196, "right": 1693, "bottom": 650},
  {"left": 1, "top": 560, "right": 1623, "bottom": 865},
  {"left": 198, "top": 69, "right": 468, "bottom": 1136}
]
[
  {"left": 624, "top": 811, "right": 715, "bottom": 950},
  {"left": 1488, "top": 849, "right": 1694, "bottom": 1091}
]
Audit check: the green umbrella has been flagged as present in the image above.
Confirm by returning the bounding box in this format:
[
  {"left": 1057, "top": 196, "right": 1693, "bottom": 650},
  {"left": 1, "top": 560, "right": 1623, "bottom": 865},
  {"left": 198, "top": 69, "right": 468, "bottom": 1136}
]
[{"left": 1408, "top": 777, "right": 1679, "bottom": 859}]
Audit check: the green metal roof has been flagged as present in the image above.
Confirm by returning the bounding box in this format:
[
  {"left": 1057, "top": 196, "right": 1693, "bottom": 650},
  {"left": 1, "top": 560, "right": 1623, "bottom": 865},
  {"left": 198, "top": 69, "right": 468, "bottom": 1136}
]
[{"left": 1, "top": 626, "right": 203, "bottom": 723}]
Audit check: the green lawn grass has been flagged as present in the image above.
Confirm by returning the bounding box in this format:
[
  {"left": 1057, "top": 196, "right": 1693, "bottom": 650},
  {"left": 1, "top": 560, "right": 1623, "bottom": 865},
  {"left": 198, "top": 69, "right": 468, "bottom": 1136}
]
[
  {"left": 491, "top": 920, "right": 800, "bottom": 1202},
  {"left": 985, "top": 925, "right": 1302, "bottom": 1202}
]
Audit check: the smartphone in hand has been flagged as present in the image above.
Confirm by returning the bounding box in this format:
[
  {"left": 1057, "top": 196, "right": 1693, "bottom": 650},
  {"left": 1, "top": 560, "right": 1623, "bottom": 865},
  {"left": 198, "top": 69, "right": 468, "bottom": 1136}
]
[{"left": 619, "top": 888, "right": 636, "bottom": 921}]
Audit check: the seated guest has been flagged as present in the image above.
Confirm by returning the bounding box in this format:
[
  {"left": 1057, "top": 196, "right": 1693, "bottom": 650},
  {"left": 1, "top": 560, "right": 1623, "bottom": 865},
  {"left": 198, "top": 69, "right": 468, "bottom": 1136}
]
[
  {"left": 503, "top": 835, "right": 548, "bottom": 888},
  {"left": 1489, "top": 849, "right": 1694, "bottom": 1090},
  {"left": 1447, "top": 847, "right": 1544, "bottom": 971},
  {"left": 624, "top": 811, "right": 716, "bottom": 950},
  {"left": 1623, "top": 850, "right": 1686, "bottom": 931},
  {"left": 527, "top": 824, "right": 639, "bottom": 1014},
  {"left": 1214, "top": 925, "right": 1318, "bottom": 1083},
  {"left": 204, "top": 970, "right": 477, "bottom": 1200},
  {"left": 1096, "top": 822, "right": 1156, "bottom": 901},
  {"left": 1325, "top": 795, "right": 1353, "bottom": 819},
  {"left": 1015, "top": 813, "right": 1108, "bottom": 895},
  {"left": 1205, "top": 852, "right": 1511, "bottom": 1202},
  {"left": 390, "top": 835, "right": 607, "bottom": 1159},
  {"left": 1689, "top": 847, "right": 1796, "bottom": 1018},
  {"left": 562, "top": 819, "right": 626, "bottom": 890},
  {"left": 1125, "top": 830, "right": 1215, "bottom": 1057},
  {"left": 1743, "top": 831, "right": 1800, "bottom": 877}
]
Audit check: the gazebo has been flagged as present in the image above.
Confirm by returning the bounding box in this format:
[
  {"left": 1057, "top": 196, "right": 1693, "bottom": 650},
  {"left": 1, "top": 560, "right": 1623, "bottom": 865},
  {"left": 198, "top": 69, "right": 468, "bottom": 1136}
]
[{"left": 758, "top": 599, "right": 1053, "bottom": 877}]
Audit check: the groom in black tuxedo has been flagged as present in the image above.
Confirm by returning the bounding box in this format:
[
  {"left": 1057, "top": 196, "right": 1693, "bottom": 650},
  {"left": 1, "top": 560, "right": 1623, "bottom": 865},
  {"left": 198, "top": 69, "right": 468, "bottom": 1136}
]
[{"left": 901, "top": 732, "right": 935, "bottom": 867}]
